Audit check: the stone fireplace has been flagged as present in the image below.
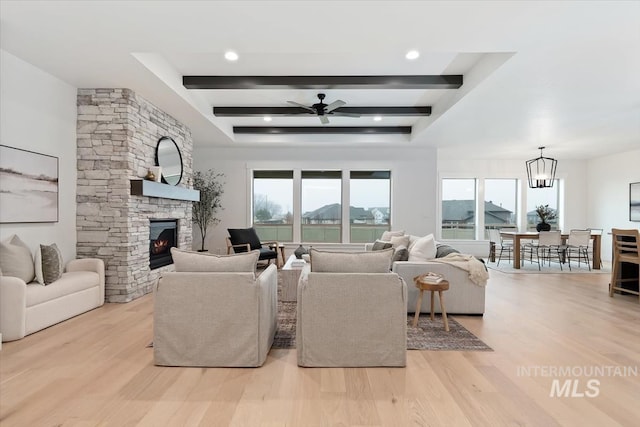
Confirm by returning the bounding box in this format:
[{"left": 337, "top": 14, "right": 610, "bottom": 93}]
[{"left": 76, "top": 88, "right": 194, "bottom": 302}]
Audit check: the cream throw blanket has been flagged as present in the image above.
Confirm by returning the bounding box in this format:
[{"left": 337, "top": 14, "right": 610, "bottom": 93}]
[{"left": 430, "top": 253, "right": 489, "bottom": 287}]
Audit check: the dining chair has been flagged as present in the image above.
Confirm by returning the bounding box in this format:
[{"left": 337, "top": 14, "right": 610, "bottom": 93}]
[
  {"left": 522, "top": 230, "right": 563, "bottom": 271},
  {"left": 609, "top": 228, "right": 640, "bottom": 301},
  {"left": 488, "top": 229, "right": 513, "bottom": 266},
  {"left": 566, "top": 229, "right": 591, "bottom": 271}
]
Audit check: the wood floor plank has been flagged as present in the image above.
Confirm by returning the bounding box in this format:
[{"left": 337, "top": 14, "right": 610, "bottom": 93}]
[{"left": 1, "top": 269, "right": 639, "bottom": 426}]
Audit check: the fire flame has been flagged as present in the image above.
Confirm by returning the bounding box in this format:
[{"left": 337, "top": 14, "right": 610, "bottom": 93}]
[{"left": 152, "top": 239, "right": 169, "bottom": 254}]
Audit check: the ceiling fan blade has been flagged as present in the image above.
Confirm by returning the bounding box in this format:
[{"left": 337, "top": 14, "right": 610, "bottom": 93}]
[
  {"left": 287, "top": 101, "right": 315, "bottom": 112},
  {"left": 319, "top": 115, "right": 330, "bottom": 125},
  {"left": 331, "top": 112, "right": 361, "bottom": 118},
  {"left": 324, "top": 100, "right": 346, "bottom": 113}
]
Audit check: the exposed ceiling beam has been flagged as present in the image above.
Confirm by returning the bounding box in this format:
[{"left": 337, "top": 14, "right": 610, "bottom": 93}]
[
  {"left": 233, "top": 126, "right": 411, "bottom": 135},
  {"left": 214, "top": 106, "right": 431, "bottom": 117},
  {"left": 184, "top": 75, "right": 463, "bottom": 90}
]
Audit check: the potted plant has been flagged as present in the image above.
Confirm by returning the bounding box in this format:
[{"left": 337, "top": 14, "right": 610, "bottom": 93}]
[
  {"left": 534, "top": 204, "right": 556, "bottom": 232},
  {"left": 192, "top": 170, "right": 225, "bottom": 251}
]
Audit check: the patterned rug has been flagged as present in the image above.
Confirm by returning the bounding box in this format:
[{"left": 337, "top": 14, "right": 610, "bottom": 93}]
[{"left": 272, "top": 302, "right": 492, "bottom": 351}]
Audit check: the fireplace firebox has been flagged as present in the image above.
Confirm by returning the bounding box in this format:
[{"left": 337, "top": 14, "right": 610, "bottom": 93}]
[{"left": 149, "top": 219, "right": 178, "bottom": 269}]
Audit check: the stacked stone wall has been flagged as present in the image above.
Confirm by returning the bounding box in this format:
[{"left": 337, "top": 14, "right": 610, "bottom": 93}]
[{"left": 76, "top": 88, "right": 193, "bottom": 302}]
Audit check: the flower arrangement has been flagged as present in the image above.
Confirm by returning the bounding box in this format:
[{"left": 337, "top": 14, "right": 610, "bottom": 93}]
[{"left": 535, "top": 204, "right": 557, "bottom": 223}]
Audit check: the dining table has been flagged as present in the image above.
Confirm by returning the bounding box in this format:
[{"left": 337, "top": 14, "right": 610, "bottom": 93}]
[{"left": 499, "top": 230, "right": 602, "bottom": 270}]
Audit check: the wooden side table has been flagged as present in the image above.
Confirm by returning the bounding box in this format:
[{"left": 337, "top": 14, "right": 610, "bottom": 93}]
[{"left": 412, "top": 276, "right": 450, "bottom": 331}]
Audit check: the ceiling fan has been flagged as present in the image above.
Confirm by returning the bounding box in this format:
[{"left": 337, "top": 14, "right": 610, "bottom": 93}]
[{"left": 287, "top": 93, "right": 360, "bottom": 124}]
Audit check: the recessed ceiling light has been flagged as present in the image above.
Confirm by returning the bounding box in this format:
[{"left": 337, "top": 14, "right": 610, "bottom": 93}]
[
  {"left": 373, "top": 116, "right": 382, "bottom": 121},
  {"left": 263, "top": 116, "right": 272, "bottom": 122},
  {"left": 224, "top": 51, "right": 239, "bottom": 61},
  {"left": 405, "top": 50, "right": 420, "bottom": 60}
]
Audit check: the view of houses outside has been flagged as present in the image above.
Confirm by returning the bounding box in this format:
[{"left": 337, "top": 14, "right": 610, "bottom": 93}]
[
  {"left": 253, "top": 170, "right": 391, "bottom": 243},
  {"left": 301, "top": 173, "right": 342, "bottom": 242},
  {"left": 255, "top": 173, "right": 559, "bottom": 243},
  {"left": 349, "top": 171, "right": 390, "bottom": 243},
  {"left": 442, "top": 179, "right": 476, "bottom": 239},
  {"left": 442, "top": 178, "right": 560, "bottom": 239}
]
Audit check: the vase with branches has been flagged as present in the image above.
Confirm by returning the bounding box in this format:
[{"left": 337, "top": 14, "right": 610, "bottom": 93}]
[
  {"left": 192, "top": 170, "right": 225, "bottom": 251},
  {"left": 535, "top": 204, "right": 556, "bottom": 231}
]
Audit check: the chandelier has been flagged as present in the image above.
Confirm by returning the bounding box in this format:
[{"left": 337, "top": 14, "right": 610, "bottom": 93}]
[{"left": 526, "top": 146, "right": 557, "bottom": 189}]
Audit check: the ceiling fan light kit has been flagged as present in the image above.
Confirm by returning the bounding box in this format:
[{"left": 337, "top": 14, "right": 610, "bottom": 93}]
[{"left": 287, "top": 93, "right": 354, "bottom": 125}]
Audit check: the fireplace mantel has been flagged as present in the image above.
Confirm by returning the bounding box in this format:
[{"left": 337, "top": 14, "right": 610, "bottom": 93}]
[{"left": 130, "top": 179, "right": 200, "bottom": 202}]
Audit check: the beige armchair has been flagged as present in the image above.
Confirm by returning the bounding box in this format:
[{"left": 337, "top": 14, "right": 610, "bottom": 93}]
[
  {"left": 153, "top": 263, "right": 278, "bottom": 367},
  {"left": 296, "top": 249, "right": 407, "bottom": 367}
]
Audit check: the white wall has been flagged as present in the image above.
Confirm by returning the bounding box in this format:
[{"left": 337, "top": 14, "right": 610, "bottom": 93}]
[
  {"left": 192, "top": 145, "right": 437, "bottom": 254},
  {"left": 0, "top": 50, "right": 78, "bottom": 262},
  {"left": 587, "top": 148, "right": 640, "bottom": 261}
]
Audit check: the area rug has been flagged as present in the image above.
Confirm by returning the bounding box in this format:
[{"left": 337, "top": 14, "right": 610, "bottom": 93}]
[
  {"left": 488, "top": 261, "right": 609, "bottom": 274},
  {"left": 272, "top": 302, "right": 492, "bottom": 351}
]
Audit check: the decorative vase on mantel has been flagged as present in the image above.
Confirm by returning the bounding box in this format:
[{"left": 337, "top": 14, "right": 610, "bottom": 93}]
[
  {"left": 294, "top": 244, "right": 309, "bottom": 259},
  {"left": 536, "top": 222, "right": 551, "bottom": 232}
]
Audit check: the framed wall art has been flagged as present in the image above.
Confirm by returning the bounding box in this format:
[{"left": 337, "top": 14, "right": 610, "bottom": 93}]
[
  {"left": 630, "top": 182, "right": 640, "bottom": 222},
  {"left": 0, "top": 145, "right": 59, "bottom": 223}
]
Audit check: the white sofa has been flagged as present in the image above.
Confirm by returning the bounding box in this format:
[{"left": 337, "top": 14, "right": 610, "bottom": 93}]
[
  {"left": 392, "top": 261, "right": 485, "bottom": 315},
  {"left": 365, "top": 240, "right": 487, "bottom": 315},
  {"left": 0, "top": 258, "right": 105, "bottom": 342}
]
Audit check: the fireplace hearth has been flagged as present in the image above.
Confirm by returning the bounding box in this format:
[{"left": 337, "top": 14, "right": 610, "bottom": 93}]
[{"left": 150, "top": 219, "right": 178, "bottom": 269}]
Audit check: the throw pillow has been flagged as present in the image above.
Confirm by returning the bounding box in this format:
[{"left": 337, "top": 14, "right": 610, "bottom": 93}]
[
  {"left": 0, "top": 234, "right": 35, "bottom": 283},
  {"left": 171, "top": 247, "right": 259, "bottom": 272},
  {"left": 392, "top": 245, "right": 409, "bottom": 262},
  {"left": 436, "top": 243, "right": 461, "bottom": 258},
  {"left": 407, "top": 234, "right": 421, "bottom": 251},
  {"left": 408, "top": 234, "right": 437, "bottom": 261},
  {"left": 34, "top": 243, "right": 64, "bottom": 285},
  {"left": 380, "top": 230, "right": 405, "bottom": 241},
  {"left": 310, "top": 248, "right": 393, "bottom": 273},
  {"left": 390, "top": 234, "right": 410, "bottom": 248},
  {"left": 372, "top": 240, "right": 393, "bottom": 251}
]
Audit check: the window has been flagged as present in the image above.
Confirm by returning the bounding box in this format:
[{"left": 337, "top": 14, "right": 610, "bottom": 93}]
[
  {"left": 484, "top": 179, "right": 518, "bottom": 238},
  {"left": 526, "top": 180, "right": 559, "bottom": 230},
  {"left": 440, "top": 176, "right": 563, "bottom": 239},
  {"left": 441, "top": 179, "right": 476, "bottom": 240},
  {"left": 253, "top": 171, "right": 293, "bottom": 242},
  {"left": 349, "top": 171, "right": 391, "bottom": 243},
  {"left": 301, "top": 171, "right": 342, "bottom": 243}
]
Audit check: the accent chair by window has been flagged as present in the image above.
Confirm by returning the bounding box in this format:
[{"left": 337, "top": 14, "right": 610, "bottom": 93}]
[{"left": 227, "top": 227, "right": 281, "bottom": 267}]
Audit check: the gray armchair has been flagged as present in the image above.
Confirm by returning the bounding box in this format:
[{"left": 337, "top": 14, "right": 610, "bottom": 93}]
[
  {"left": 153, "top": 264, "right": 277, "bottom": 367},
  {"left": 296, "top": 249, "right": 407, "bottom": 367}
]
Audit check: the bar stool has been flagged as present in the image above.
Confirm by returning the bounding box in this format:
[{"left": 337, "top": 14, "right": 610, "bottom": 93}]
[{"left": 609, "top": 228, "right": 640, "bottom": 301}]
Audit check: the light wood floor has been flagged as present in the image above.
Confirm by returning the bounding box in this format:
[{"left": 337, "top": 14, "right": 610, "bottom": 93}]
[{"left": 1, "top": 270, "right": 639, "bottom": 426}]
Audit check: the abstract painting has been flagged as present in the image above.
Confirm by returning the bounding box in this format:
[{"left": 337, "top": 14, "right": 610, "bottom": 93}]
[{"left": 0, "top": 145, "right": 59, "bottom": 223}]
